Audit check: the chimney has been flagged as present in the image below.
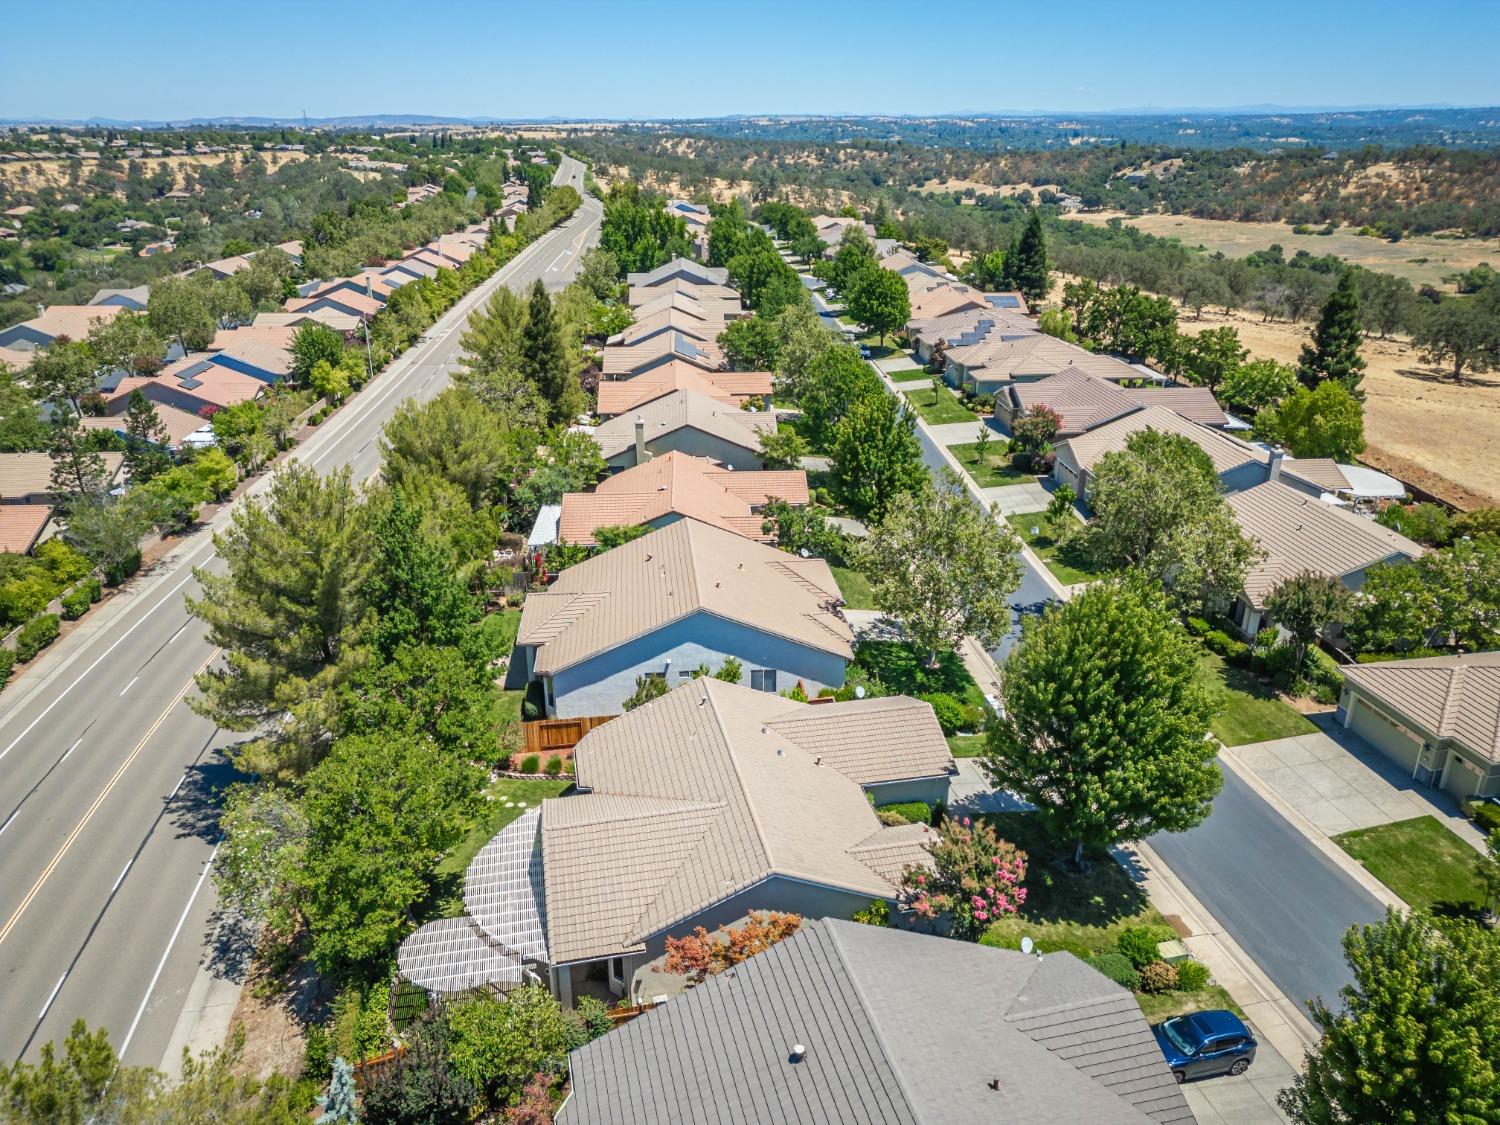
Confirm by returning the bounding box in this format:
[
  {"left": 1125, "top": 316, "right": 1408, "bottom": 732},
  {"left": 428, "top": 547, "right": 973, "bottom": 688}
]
[
  {"left": 1267, "top": 447, "right": 1285, "bottom": 483},
  {"left": 634, "top": 415, "right": 650, "bottom": 465}
]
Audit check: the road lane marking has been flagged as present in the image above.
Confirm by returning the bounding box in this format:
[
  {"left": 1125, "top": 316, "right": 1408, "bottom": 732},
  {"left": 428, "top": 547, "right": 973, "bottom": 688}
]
[
  {"left": 119, "top": 676, "right": 139, "bottom": 697},
  {"left": 166, "top": 622, "right": 189, "bottom": 645},
  {"left": 58, "top": 737, "right": 81, "bottom": 766},
  {"left": 118, "top": 839, "right": 221, "bottom": 1060},
  {"left": 0, "top": 651, "right": 217, "bottom": 948},
  {"left": 38, "top": 973, "right": 67, "bottom": 1021},
  {"left": 110, "top": 857, "right": 134, "bottom": 895},
  {"left": 0, "top": 570, "right": 201, "bottom": 765},
  {"left": 168, "top": 772, "right": 187, "bottom": 800}
]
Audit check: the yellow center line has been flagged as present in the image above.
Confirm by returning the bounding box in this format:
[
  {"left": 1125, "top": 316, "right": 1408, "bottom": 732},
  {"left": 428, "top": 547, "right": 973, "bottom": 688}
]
[{"left": 0, "top": 650, "right": 219, "bottom": 948}]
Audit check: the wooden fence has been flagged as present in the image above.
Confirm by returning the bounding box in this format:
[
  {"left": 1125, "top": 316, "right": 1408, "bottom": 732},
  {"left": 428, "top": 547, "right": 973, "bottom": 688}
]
[{"left": 521, "top": 715, "right": 615, "bottom": 759}]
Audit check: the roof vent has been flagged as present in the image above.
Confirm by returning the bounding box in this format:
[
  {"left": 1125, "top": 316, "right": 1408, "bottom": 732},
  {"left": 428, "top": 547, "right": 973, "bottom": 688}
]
[
  {"left": 699, "top": 696, "right": 708, "bottom": 707},
  {"left": 988, "top": 1078, "right": 1003, "bottom": 1092},
  {"left": 789, "top": 1044, "right": 807, "bottom": 1064},
  {"left": 815, "top": 755, "right": 823, "bottom": 766},
  {"left": 644, "top": 553, "right": 653, "bottom": 562},
  {"left": 776, "top": 748, "right": 785, "bottom": 757},
  {"left": 761, "top": 726, "right": 768, "bottom": 734}
]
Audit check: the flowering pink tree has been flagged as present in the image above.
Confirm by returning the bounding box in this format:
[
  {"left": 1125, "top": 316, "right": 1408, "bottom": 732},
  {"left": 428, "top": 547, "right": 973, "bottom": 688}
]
[{"left": 901, "top": 816, "right": 1027, "bottom": 941}]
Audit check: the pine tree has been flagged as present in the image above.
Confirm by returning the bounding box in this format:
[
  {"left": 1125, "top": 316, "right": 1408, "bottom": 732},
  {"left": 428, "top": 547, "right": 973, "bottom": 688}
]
[
  {"left": 315, "top": 1057, "right": 359, "bottom": 1124},
  {"left": 1005, "top": 209, "right": 1051, "bottom": 306},
  {"left": 520, "top": 279, "right": 580, "bottom": 425},
  {"left": 367, "top": 488, "right": 477, "bottom": 658},
  {"left": 122, "top": 390, "right": 172, "bottom": 483},
  {"left": 47, "top": 408, "right": 107, "bottom": 512},
  {"left": 1298, "top": 270, "right": 1366, "bottom": 395}
]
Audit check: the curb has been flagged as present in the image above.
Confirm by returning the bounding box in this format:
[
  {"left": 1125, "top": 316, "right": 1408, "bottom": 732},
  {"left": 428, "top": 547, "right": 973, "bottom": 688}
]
[{"left": 1217, "top": 746, "right": 1408, "bottom": 911}]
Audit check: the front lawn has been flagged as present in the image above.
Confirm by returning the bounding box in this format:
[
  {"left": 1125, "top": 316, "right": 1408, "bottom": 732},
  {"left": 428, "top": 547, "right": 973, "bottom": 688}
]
[
  {"left": 947, "top": 733, "right": 988, "bottom": 758},
  {"left": 852, "top": 639, "right": 986, "bottom": 712},
  {"left": 887, "top": 367, "right": 931, "bottom": 383},
  {"left": 1334, "top": 816, "right": 1487, "bottom": 914},
  {"left": 978, "top": 811, "right": 1160, "bottom": 956},
  {"left": 901, "top": 385, "right": 977, "bottom": 426},
  {"left": 1004, "top": 513, "right": 1105, "bottom": 586},
  {"left": 831, "top": 565, "right": 877, "bottom": 610},
  {"left": 1195, "top": 650, "right": 1317, "bottom": 747},
  {"left": 1137, "top": 985, "right": 1245, "bottom": 1024},
  {"left": 949, "top": 441, "right": 1032, "bottom": 487}
]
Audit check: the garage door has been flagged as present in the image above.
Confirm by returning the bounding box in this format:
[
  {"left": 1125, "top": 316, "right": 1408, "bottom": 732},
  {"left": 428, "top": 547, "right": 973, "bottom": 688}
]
[
  {"left": 1349, "top": 698, "right": 1423, "bottom": 775},
  {"left": 1442, "top": 754, "right": 1487, "bottom": 801}
]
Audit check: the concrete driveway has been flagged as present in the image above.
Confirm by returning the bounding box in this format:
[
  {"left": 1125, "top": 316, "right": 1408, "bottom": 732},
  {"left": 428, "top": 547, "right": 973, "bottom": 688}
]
[{"left": 1180, "top": 1045, "right": 1295, "bottom": 1124}]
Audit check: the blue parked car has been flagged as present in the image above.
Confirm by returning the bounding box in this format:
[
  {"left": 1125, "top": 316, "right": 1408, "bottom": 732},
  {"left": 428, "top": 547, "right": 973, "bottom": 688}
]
[
  {"left": 1152, "top": 1010, "right": 1257, "bottom": 1083},
  {"left": 858, "top": 345, "right": 872, "bottom": 358}
]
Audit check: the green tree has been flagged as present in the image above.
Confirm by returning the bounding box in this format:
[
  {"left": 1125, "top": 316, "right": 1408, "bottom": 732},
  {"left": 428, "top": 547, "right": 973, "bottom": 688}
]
[
  {"left": 299, "top": 733, "right": 484, "bottom": 975},
  {"left": 27, "top": 337, "right": 97, "bottom": 415},
  {"left": 1011, "top": 404, "right": 1061, "bottom": 460},
  {"left": 382, "top": 387, "right": 535, "bottom": 512},
  {"left": 757, "top": 425, "right": 810, "bottom": 470},
  {"left": 1298, "top": 270, "right": 1367, "bottom": 394},
  {"left": 359, "top": 1011, "right": 475, "bottom": 1125},
  {"left": 290, "top": 322, "right": 345, "bottom": 384},
  {"left": 574, "top": 247, "right": 621, "bottom": 300},
  {"left": 122, "top": 389, "right": 172, "bottom": 483},
  {"left": 622, "top": 673, "right": 669, "bottom": 711},
  {"left": 520, "top": 279, "right": 582, "bottom": 425},
  {"left": 1181, "top": 326, "right": 1247, "bottom": 394},
  {"left": 1220, "top": 357, "right": 1299, "bottom": 417},
  {"left": 856, "top": 470, "right": 1022, "bottom": 662},
  {"left": 983, "top": 578, "right": 1220, "bottom": 865},
  {"left": 1005, "top": 209, "right": 1051, "bottom": 306},
  {"left": 446, "top": 987, "right": 576, "bottom": 1109},
  {"left": 1036, "top": 307, "right": 1079, "bottom": 343},
  {"left": 62, "top": 491, "right": 155, "bottom": 581},
  {"left": 86, "top": 310, "right": 164, "bottom": 377},
  {"left": 719, "top": 315, "right": 779, "bottom": 370},
  {"left": 0, "top": 367, "right": 48, "bottom": 451},
  {"left": 46, "top": 408, "right": 108, "bottom": 511},
  {"left": 1270, "top": 381, "right": 1365, "bottom": 461},
  {"left": 339, "top": 642, "right": 502, "bottom": 762},
  {"left": 308, "top": 358, "right": 352, "bottom": 405},
  {"left": 1264, "top": 572, "right": 1354, "bottom": 680},
  {"left": 845, "top": 265, "right": 910, "bottom": 344},
  {"left": 187, "top": 463, "right": 374, "bottom": 779},
  {"left": 826, "top": 224, "right": 877, "bottom": 293},
  {"left": 1423, "top": 536, "right": 1500, "bottom": 651},
  {"left": 1345, "top": 560, "right": 1440, "bottom": 655},
  {"left": 772, "top": 301, "right": 839, "bottom": 401},
  {"left": 367, "top": 488, "right": 478, "bottom": 658},
  {"left": 830, "top": 391, "right": 926, "bottom": 520},
  {"left": 798, "top": 345, "right": 884, "bottom": 447},
  {"left": 147, "top": 275, "right": 216, "bottom": 354},
  {"left": 1046, "top": 482, "right": 1077, "bottom": 534},
  {"left": 1411, "top": 297, "right": 1500, "bottom": 382},
  {"left": 1279, "top": 910, "right": 1500, "bottom": 1125}
]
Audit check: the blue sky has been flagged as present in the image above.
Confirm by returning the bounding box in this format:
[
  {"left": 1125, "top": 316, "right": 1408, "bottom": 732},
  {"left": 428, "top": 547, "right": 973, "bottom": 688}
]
[{"left": 3, "top": 0, "right": 1497, "bottom": 121}]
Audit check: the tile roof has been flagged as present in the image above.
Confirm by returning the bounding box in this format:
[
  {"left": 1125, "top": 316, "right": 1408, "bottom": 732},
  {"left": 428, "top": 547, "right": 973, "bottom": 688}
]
[
  {"left": 601, "top": 330, "right": 724, "bottom": 377},
  {"left": 1279, "top": 457, "right": 1351, "bottom": 492},
  {"left": 613, "top": 307, "right": 724, "bottom": 346},
  {"left": 1009, "top": 370, "right": 1140, "bottom": 435},
  {"left": 252, "top": 309, "right": 361, "bottom": 333},
  {"left": 1226, "top": 480, "right": 1424, "bottom": 607},
  {"left": 80, "top": 402, "right": 208, "bottom": 446},
  {"left": 590, "top": 389, "right": 773, "bottom": 461},
  {"left": 559, "top": 452, "right": 806, "bottom": 546},
  {"left": 87, "top": 285, "right": 151, "bottom": 309},
  {"left": 109, "top": 355, "right": 265, "bottom": 410},
  {"left": 201, "top": 254, "right": 254, "bottom": 277},
  {"left": 0, "top": 452, "right": 124, "bottom": 499},
  {"left": 1123, "top": 385, "right": 1228, "bottom": 427},
  {"left": 209, "top": 337, "right": 293, "bottom": 378},
  {"left": 560, "top": 918, "right": 1192, "bottom": 1125},
  {"left": 908, "top": 282, "right": 991, "bottom": 321},
  {"left": 906, "top": 305, "right": 1038, "bottom": 349},
  {"left": 629, "top": 288, "right": 739, "bottom": 321},
  {"left": 9, "top": 303, "right": 127, "bottom": 344},
  {"left": 209, "top": 324, "right": 297, "bottom": 351},
  {"left": 0, "top": 505, "right": 52, "bottom": 553},
  {"left": 542, "top": 681, "right": 937, "bottom": 963},
  {"left": 625, "top": 257, "right": 729, "bottom": 288},
  {"left": 595, "top": 362, "right": 771, "bottom": 417},
  {"left": 518, "top": 517, "right": 851, "bottom": 676},
  {"left": 1057, "top": 405, "right": 1268, "bottom": 478},
  {"left": 628, "top": 279, "right": 742, "bottom": 309},
  {"left": 1343, "top": 651, "right": 1500, "bottom": 762},
  {"left": 947, "top": 333, "right": 1139, "bottom": 382}
]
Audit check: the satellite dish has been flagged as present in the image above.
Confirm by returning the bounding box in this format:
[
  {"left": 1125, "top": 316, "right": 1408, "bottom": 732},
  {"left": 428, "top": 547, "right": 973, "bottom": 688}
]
[
  {"left": 854, "top": 685, "right": 866, "bottom": 699},
  {"left": 1020, "top": 936, "right": 1034, "bottom": 955},
  {"left": 799, "top": 547, "right": 810, "bottom": 558}
]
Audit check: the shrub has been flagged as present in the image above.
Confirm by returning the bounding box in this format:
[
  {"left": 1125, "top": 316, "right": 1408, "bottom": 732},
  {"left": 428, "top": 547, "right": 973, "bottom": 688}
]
[
  {"left": 1465, "top": 800, "right": 1500, "bottom": 834},
  {"left": 1204, "top": 629, "right": 1251, "bottom": 664},
  {"left": 103, "top": 548, "right": 142, "bottom": 587},
  {"left": 1263, "top": 639, "right": 1302, "bottom": 687},
  {"left": 544, "top": 754, "right": 563, "bottom": 775},
  {"left": 1086, "top": 952, "right": 1140, "bottom": 991},
  {"left": 1175, "top": 960, "right": 1211, "bottom": 992},
  {"left": 16, "top": 614, "right": 60, "bottom": 662},
  {"left": 60, "top": 586, "right": 92, "bottom": 620},
  {"left": 852, "top": 898, "right": 891, "bottom": 927},
  {"left": 1305, "top": 646, "right": 1345, "bottom": 697},
  {"left": 874, "top": 800, "right": 933, "bottom": 826},
  {"left": 1185, "top": 616, "right": 1212, "bottom": 637},
  {"left": 81, "top": 577, "right": 102, "bottom": 604},
  {"left": 0, "top": 647, "right": 15, "bottom": 691},
  {"left": 1117, "top": 924, "right": 1175, "bottom": 969},
  {"left": 519, "top": 754, "right": 540, "bottom": 774},
  {"left": 1138, "top": 960, "right": 1180, "bottom": 993},
  {"left": 920, "top": 691, "right": 978, "bottom": 735}
]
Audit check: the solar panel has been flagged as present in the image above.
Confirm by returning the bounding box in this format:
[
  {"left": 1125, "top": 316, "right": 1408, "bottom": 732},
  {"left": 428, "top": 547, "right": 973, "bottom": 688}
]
[
  {"left": 177, "top": 378, "right": 203, "bottom": 390},
  {"left": 988, "top": 295, "right": 1022, "bottom": 308}
]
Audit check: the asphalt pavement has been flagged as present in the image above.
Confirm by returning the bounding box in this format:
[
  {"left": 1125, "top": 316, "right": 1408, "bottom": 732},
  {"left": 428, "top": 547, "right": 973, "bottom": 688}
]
[
  {"left": 0, "top": 157, "right": 601, "bottom": 1066},
  {"left": 1148, "top": 766, "right": 1387, "bottom": 1014}
]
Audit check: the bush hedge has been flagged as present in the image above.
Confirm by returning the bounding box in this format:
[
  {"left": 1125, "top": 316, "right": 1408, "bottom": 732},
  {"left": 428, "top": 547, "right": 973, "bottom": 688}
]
[
  {"left": 518, "top": 754, "right": 540, "bottom": 774},
  {"left": 1175, "top": 960, "right": 1211, "bottom": 992},
  {"left": 1464, "top": 799, "right": 1500, "bottom": 834},
  {"left": 60, "top": 586, "right": 93, "bottom": 620},
  {"left": 16, "top": 614, "right": 60, "bottom": 662},
  {"left": 1137, "top": 960, "right": 1180, "bottom": 993},
  {"left": 874, "top": 800, "right": 934, "bottom": 827},
  {"left": 1116, "top": 924, "right": 1175, "bottom": 969},
  {"left": 0, "top": 647, "right": 15, "bottom": 691},
  {"left": 103, "top": 548, "right": 142, "bottom": 587},
  {"left": 544, "top": 755, "right": 563, "bottom": 775},
  {"left": 1203, "top": 629, "right": 1251, "bottom": 664},
  {"left": 1086, "top": 952, "right": 1140, "bottom": 991}
]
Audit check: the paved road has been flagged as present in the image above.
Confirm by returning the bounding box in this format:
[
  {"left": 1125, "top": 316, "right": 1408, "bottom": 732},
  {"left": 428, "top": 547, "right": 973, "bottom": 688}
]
[
  {"left": 1149, "top": 765, "right": 1387, "bottom": 1014},
  {"left": 0, "top": 157, "right": 601, "bottom": 1067}
]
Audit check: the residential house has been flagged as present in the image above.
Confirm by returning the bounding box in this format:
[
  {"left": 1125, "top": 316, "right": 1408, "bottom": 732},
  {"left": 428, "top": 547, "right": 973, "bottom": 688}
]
[
  {"left": 516, "top": 519, "right": 852, "bottom": 715},
  {"left": 996, "top": 369, "right": 1226, "bottom": 436},
  {"left": 811, "top": 215, "right": 877, "bottom": 253},
  {"left": 600, "top": 331, "right": 724, "bottom": 380},
  {"left": 628, "top": 279, "right": 743, "bottom": 313},
  {"left": 206, "top": 334, "right": 293, "bottom": 383},
  {"left": 550, "top": 451, "right": 807, "bottom": 546},
  {"left": 907, "top": 280, "right": 992, "bottom": 322},
  {"left": 397, "top": 680, "right": 951, "bottom": 1006},
  {"left": 630, "top": 287, "right": 744, "bottom": 324},
  {"left": 625, "top": 257, "right": 729, "bottom": 289},
  {"left": 0, "top": 452, "right": 125, "bottom": 505},
  {"left": 1338, "top": 651, "right": 1500, "bottom": 802},
  {"left": 1223, "top": 478, "right": 1423, "bottom": 637},
  {"left": 0, "top": 505, "right": 54, "bottom": 554},
  {"left": 591, "top": 389, "right": 774, "bottom": 471},
  {"left": 199, "top": 254, "right": 255, "bottom": 280},
  {"left": 906, "top": 306, "right": 1039, "bottom": 365},
  {"left": 285, "top": 287, "right": 383, "bottom": 320},
  {"left": 87, "top": 285, "right": 150, "bottom": 312},
  {"left": 252, "top": 309, "right": 362, "bottom": 334},
  {"left": 80, "top": 400, "right": 212, "bottom": 450},
  {"left": 558, "top": 918, "right": 1193, "bottom": 1125},
  {"left": 1053, "top": 405, "right": 1272, "bottom": 502},
  {"left": 595, "top": 362, "right": 772, "bottom": 419},
  {"left": 0, "top": 304, "right": 127, "bottom": 357},
  {"left": 609, "top": 306, "right": 726, "bottom": 350},
  {"left": 105, "top": 354, "right": 265, "bottom": 416},
  {"left": 944, "top": 333, "right": 1146, "bottom": 395}
]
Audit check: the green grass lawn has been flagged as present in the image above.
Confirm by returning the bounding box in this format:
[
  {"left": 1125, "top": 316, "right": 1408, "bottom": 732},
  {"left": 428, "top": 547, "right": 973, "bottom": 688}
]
[
  {"left": 1137, "top": 985, "right": 1245, "bottom": 1024},
  {"left": 947, "top": 733, "right": 988, "bottom": 758},
  {"left": 902, "top": 386, "right": 977, "bottom": 426},
  {"left": 1334, "top": 816, "right": 1487, "bottom": 913},
  {"left": 887, "top": 367, "right": 930, "bottom": 382},
  {"left": 978, "top": 812, "right": 1162, "bottom": 957},
  {"left": 831, "top": 565, "right": 877, "bottom": 610},
  {"left": 1004, "top": 513, "right": 1105, "bottom": 586},
  {"left": 852, "top": 639, "right": 986, "bottom": 712},
  {"left": 1195, "top": 650, "right": 1317, "bottom": 747},
  {"left": 949, "top": 441, "right": 1032, "bottom": 487}
]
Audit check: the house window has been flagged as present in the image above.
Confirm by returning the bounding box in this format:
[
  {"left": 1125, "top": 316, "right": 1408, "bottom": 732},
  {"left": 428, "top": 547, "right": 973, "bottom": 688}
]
[
  {"left": 750, "top": 669, "right": 777, "bottom": 693},
  {"left": 678, "top": 670, "right": 694, "bottom": 681}
]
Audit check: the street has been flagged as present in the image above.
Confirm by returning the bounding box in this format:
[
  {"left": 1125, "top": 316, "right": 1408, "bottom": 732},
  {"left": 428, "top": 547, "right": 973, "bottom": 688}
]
[{"left": 0, "top": 156, "right": 601, "bottom": 1067}]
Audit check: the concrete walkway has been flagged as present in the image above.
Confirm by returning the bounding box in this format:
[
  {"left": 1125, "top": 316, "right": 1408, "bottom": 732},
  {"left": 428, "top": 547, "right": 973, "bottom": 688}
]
[
  {"left": 1229, "top": 715, "right": 1487, "bottom": 850},
  {"left": 984, "top": 480, "right": 1053, "bottom": 515},
  {"left": 924, "top": 419, "right": 994, "bottom": 445}
]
